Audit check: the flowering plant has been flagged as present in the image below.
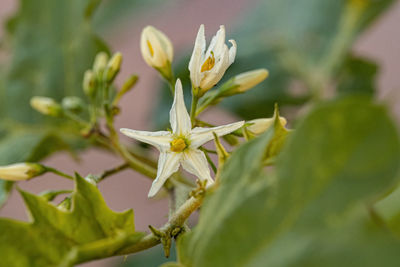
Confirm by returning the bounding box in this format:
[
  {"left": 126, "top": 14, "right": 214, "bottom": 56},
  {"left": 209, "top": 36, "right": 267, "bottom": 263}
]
[{"left": 0, "top": 1, "right": 399, "bottom": 266}]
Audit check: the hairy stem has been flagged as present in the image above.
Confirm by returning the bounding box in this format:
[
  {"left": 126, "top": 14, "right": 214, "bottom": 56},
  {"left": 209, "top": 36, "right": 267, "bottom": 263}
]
[
  {"left": 96, "top": 163, "right": 129, "bottom": 182},
  {"left": 116, "top": 186, "right": 210, "bottom": 255},
  {"left": 45, "top": 167, "right": 74, "bottom": 180}
]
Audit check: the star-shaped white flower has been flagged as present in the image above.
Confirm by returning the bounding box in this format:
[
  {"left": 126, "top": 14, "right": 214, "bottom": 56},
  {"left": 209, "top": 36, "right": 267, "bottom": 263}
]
[{"left": 121, "top": 79, "right": 244, "bottom": 197}]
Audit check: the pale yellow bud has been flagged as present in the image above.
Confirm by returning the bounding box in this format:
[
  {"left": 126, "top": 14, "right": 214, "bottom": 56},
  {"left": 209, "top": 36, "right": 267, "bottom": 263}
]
[
  {"left": 83, "top": 70, "right": 96, "bottom": 97},
  {"left": 93, "top": 52, "right": 109, "bottom": 74},
  {"left": 104, "top": 52, "right": 122, "bottom": 83},
  {"left": 231, "top": 69, "right": 269, "bottom": 94},
  {"left": 30, "top": 96, "right": 62, "bottom": 116},
  {"left": 62, "top": 96, "right": 84, "bottom": 113},
  {"left": 0, "top": 163, "right": 45, "bottom": 181},
  {"left": 140, "top": 26, "right": 173, "bottom": 69},
  {"left": 246, "top": 117, "right": 287, "bottom": 136}
]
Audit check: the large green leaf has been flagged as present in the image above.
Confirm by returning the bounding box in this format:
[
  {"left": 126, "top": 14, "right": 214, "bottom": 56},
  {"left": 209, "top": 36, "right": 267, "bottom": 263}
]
[
  {"left": 176, "top": 96, "right": 400, "bottom": 266},
  {"left": 0, "top": 174, "right": 143, "bottom": 266},
  {"left": 0, "top": 0, "right": 109, "bottom": 207}
]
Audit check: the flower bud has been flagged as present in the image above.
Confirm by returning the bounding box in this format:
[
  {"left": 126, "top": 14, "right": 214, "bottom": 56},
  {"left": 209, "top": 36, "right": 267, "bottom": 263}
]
[
  {"left": 246, "top": 117, "right": 287, "bottom": 136},
  {"left": 104, "top": 52, "right": 122, "bottom": 83},
  {"left": 62, "top": 96, "right": 84, "bottom": 113},
  {"left": 140, "top": 26, "right": 173, "bottom": 69},
  {"left": 92, "top": 51, "right": 109, "bottom": 75},
  {"left": 30, "top": 96, "right": 62, "bottom": 117},
  {"left": 223, "top": 69, "right": 269, "bottom": 96},
  {"left": 113, "top": 75, "right": 138, "bottom": 105},
  {"left": 0, "top": 163, "right": 45, "bottom": 181},
  {"left": 83, "top": 70, "right": 96, "bottom": 97}
]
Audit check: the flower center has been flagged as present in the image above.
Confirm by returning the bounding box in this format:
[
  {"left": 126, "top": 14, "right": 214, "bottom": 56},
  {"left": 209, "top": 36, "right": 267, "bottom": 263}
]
[
  {"left": 170, "top": 138, "right": 187, "bottom": 152},
  {"left": 201, "top": 51, "right": 215, "bottom": 72},
  {"left": 147, "top": 40, "right": 154, "bottom": 56}
]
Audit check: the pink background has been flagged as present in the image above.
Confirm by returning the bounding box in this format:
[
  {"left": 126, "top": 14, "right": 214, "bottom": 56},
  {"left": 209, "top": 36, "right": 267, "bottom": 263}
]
[{"left": 0, "top": 0, "right": 400, "bottom": 266}]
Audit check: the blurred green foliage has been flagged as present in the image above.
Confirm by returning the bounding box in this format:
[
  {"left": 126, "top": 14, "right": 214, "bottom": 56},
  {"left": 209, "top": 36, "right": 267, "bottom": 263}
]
[
  {"left": 0, "top": 0, "right": 108, "bottom": 207},
  {"left": 175, "top": 96, "right": 400, "bottom": 266}
]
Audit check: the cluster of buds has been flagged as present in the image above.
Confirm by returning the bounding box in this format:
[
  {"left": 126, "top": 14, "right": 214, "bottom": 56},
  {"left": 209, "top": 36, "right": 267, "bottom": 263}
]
[{"left": 83, "top": 51, "right": 123, "bottom": 99}]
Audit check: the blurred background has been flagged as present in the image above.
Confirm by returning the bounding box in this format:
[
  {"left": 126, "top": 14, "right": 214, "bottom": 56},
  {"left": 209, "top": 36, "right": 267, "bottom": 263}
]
[{"left": 0, "top": 0, "right": 399, "bottom": 266}]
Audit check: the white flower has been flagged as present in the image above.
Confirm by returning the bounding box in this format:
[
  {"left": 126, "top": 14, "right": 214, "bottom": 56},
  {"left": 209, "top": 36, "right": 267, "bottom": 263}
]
[
  {"left": 0, "top": 163, "right": 45, "bottom": 181},
  {"left": 140, "top": 26, "right": 173, "bottom": 69},
  {"left": 189, "top": 24, "right": 237, "bottom": 95},
  {"left": 121, "top": 79, "right": 244, "bottom": 197},
  {"left": 247, "top": 117, "right": 287, "bottom": 136}
]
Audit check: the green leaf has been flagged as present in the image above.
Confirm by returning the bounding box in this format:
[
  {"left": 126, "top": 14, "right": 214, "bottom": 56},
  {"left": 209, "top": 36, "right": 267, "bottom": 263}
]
[
  {"left": 375, "top": 181, "right": 400, "bottom": 237},
  {"left": 0, "top": 0, "right": 109, "bottom": 206},
  {"left": 337, "top": 54, "right": 378, "bottom": 96},
  {"left": 4, "top": 0, "right": 108, "bottom": 123},
  {"left": 177, "top": 96, "right": 400, "bottom": 266},
  {"left": 0, "top": 181, "right": 13, "bottom": 208},
  {"left": 0, "top": 174, "right": 143, "bottom": 266}
]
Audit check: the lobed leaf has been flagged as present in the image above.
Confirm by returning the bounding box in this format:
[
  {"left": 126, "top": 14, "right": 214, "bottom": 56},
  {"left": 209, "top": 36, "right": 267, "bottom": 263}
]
[{"left": 0, "top": 174, "right": 143, "bottom": 267}]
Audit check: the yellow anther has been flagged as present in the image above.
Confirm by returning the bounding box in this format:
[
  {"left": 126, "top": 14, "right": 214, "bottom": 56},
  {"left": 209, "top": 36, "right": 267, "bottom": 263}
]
[
  {"left": 201, "top": 51, "right": 215, "bottom": 72},
  {"left": 147, "top": 40, "right": 154, "bottom": 56},
  {"left": 170, "top": 138, "right": 187, "bottom": 152}
]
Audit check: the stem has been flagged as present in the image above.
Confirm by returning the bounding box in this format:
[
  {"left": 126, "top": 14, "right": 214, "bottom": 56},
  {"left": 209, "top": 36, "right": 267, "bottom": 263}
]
[
  {"left": 96, "top": 163, "right": 129, "bottom": 183},
  {"left": 196, "top": 90, "right": 220, "bottom": 116},
  {"left": 201, "top": 148, "right": 217, "bottom": 174},
  {"left": 190, "top": 94, "right": 199, "bottom": 125},
  {"left": 116, "top": 185, "right": 211, "bottom": 255},
  {"left": 63, "top": 110, "right": 89, "bottom": 127},
  {"left": 45, "top": 167, "right": 74, "bottom": 180},
  {"left": 112, "top": 137, "right": 157, "bottom": 179}
]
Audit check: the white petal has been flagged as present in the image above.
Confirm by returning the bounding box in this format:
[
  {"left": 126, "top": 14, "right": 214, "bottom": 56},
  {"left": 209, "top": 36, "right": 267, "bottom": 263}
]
[
  {"left": 170, "top": 79, "right": 191, "bottom": 135},
  {"left": 190, "top": 121, "right": 244, "bottom": 148},
  {"left": 204, "top": 25, "right": 225, "bottom": 60},
  {"left": 120, "top": 128, "right": 172, "bottom": 152},
  {"left": 211, "top": 25, "right": 226, "bottom": 57},
  {"left": 228, "top": 39, "right": 237, "bottom": 65},
  {"left": 140, "top": 28, "right": 153, "bottom": 67},
  {"left": 148, "top": 152, "right": 181, "bottom": 197},
  {"left": 199, "top": 45, "right": 229, "bottom": 90},
  {"left": 188, "top": 24, "right": 206, "bottom": 88},
  {"left": 181, "top": 149, "right": 213, "bottom": 184},
  {"left": 156, "top": 28, "right": 174, "bottom": 62},
  {"left": 147, "top": 30, "right": 168, "bottom": 67}
]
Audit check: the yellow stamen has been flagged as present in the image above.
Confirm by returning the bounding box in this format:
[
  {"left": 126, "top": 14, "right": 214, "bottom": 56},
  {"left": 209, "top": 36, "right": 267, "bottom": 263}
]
[
  {"left": 201, "top": 51, "right": 215, "bottom": 72},
  {"left": 147, "top": 40, "right": 154, "bottom": 56},
  {"left": 170, "top": 138, "right": 187, "bottom": 152}
]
